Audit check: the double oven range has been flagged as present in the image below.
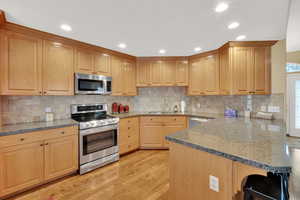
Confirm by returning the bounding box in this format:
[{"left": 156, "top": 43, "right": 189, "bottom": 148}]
[{"left": 71, "top": 103, "right": 119, "bottom": 174}]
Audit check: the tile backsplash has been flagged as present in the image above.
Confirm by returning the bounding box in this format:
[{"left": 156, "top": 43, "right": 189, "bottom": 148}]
[{"left": 1, "top": 87, "right": 284, "bottom": 125}]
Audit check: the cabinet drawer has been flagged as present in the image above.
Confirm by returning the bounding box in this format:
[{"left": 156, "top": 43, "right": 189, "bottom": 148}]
[
  {"left": 163, "top": 116, "right": 186, "bottom": 124},
  {"left": 0, "top": 126, "right": 78, "bottom": 148},
  {"left": 140, "top": 116, "right": 165, "bottom": 124}
]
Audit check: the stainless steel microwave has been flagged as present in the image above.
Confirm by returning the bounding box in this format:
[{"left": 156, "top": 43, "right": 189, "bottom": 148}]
[{"left": 75, "top": 73, "right": 112, "bottom": 95}]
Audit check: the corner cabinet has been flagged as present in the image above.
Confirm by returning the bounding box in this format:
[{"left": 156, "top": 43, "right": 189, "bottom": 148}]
[
  {"left": 136, "top": 58, "right": 189, "bottom": 87},
  {"left": 0, "top": 126, "right": 78, "bottom": 198},
  {"left": 0, "top": 30, "right": 42, "bottom": 95},
  {"left": 111, "top": 56, "right": 137, "bottom": 96},
  {"left": 188, "top": 53, "right": 219, "bottom": 95}
]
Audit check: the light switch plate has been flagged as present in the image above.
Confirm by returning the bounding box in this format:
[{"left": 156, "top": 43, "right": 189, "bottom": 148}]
[
  {"left": 45, "top": 107, "right": 52, "bottom": 113},
  {"left": 209, "top": 175, "right": 219, "bottom": 192},
  {"left": 260, "top": 106, "right": 266, "bottom": 112}
]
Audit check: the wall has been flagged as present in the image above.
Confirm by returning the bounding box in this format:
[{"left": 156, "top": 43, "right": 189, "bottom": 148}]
[{"left": 287, "top": 51, "right": 300, "bottom": 63}]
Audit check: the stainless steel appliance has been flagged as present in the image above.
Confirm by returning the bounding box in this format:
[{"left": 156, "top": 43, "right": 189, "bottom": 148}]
[
  {"left": 75, "top": 73, "right": 112, "bottom": 95},
  {"left": 71, "top": 103, "right": 119, "bottom": 174},
  {"left": 188, "top": 117, "right": 210, "bottom": 128}
]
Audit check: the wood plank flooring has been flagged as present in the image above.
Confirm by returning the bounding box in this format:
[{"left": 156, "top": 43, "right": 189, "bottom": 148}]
[{"left": 9, "top": 150, "right": 169, "bottom": 200}]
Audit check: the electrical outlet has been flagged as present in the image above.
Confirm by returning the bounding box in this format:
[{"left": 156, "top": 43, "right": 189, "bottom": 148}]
[
  {"left": 197, "top": 103, "right": 201, "bottom": 109},
  {"left": 268, "top": 106, "right": 280, "bottom": 113},
  {"left": 260, "top": 106, "right": 266, "bottom": 112},
  {"left": 209, "top": 175, "right": 219, "bottom": 192},
  {"left": 45, "top": 107, "right": 52, "bottom": 113}
]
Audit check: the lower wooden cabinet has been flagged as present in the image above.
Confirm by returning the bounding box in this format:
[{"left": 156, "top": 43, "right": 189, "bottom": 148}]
[
  {"left": 0, "top": 126, "right": 78, "bottom": 198},
  {"left": 140, "top": 116, "right": 187, "bottom": 149},
  {"left": 44, "top": 135, "right": 78, "bottom": 181},
  {"left": 119, "top": 117, "right": 139, "bottom": 155}
]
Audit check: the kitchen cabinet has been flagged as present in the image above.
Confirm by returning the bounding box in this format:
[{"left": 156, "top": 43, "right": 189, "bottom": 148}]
[
  {"left": 136, "top": 59, "right": 188, "bottom": 87},
  {"left": 0, "top": 142, "right": 44, "bottom": 197},
  {"left": 188, "top": 58, "right": 206, "bottom": 95},
  {"left": 136, "top": 60, "right": 152, "bottom": 86},
  {"left": 175, "top": 60, "right": 189, "bottom": 86},
  {"left": 0, "top": 30, "right": 42, "bottom": 95},
  {"left": 44, "top": 135, "right": 78, "bottom": 181},
  {"left": 140, "top": 116, "right": 187, "bottom": 149},
  {"left": 42, "top": 40, "right": 74, "bottom": 95},
  {"left": 162, "top": 60, "right": 176, "bottom": 86},
  {"left": 188, "top": 53, "right": 219, "bottom": 95},
  {"left": 219, "top": 43, "right": 272, "bottom": 95},
  {"left": 119, "top": 117, "right": 139, "bottom": 155},
  {"left": 94, "top": 53, "right": 111, "bottom": 76},
  {"left": 204, "top": 54, "right": 219, "bottom": 95},
  {"left": 0, "top": 126, "right": 78, "bottom": 198},
  {"left": 111, "top": 56, "right": 137, "bottom": 96},
  {"left": 75, "top": 47, "right": 95, "bottom": 74}
]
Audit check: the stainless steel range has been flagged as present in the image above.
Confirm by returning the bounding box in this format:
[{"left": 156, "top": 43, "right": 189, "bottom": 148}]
[{"left": 71, "top": 103, "right": 119, "bottom": 174}]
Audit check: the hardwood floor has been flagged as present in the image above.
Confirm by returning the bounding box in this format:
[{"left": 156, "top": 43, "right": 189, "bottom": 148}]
[{"left": 9, "top": 150, "right": 169, "bottom": 200}]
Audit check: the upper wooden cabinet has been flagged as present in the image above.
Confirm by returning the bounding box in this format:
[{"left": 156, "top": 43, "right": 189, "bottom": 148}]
[
  {"left": 111, "top": 56, "right": 137, "bottom": 96},
  {"left": 188, "top": 53, "right": 219, "bottom": 95},
  {"left": 42, "top": 41, "right": 74, "bottom": 95},
  {"left": 75, "top": 48, "right": 95, "bottom": 74},
  {"left": 175, "top": 60, "right": 189, "bottom": 86},
  {"left": 136, "top": 60, "right": 152, "bottom": 86},
  {"left": 0, "top": 30, "right": 42, "bottom": 95},
  {"left": 136, "top": 58, "right": 189, "bottom": 87},
  {"left": 219, "top": 42, "right": 273, "bottom": 95},
  {"left": 94, "top": 53, "right": 111, "bottom": 76},
  {"left": 75, "top": 48, "right": 112, "bottom": 76}
]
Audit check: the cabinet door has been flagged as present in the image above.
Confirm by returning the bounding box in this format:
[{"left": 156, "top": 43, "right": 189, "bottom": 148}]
[
  {"left": 75, "top": 48, "right": 94, "bottom": 74},
  {"left": 204, "top": 54, "right": 220, "bottom": 95},
  {"left": 219, "top": 48, "right": 231, "bottom": 95},
  {"left": 0, "top": 31, "right": 42, "bottom": 95},
  {"left": 163, "top": 123, "right": 186, "bottom": 148},
  {"left": 188, "top": 59, "right": 206, "bottom": 95},
  {"left": 136, "top": 60, "right": 152, "bottom": 86},
  {"left": 175, "top": 60, "right": 189, "bottom": 86},
  {"left": 232, "top": 47, "right": 254, "bottom": 95},
  {"left": 124, "top": 61, "right": 137, "bottom": 96},
  {"left": 140, "top": 123, "right": 164, "bottom": 148},
  {"left": 44, "top": 135, "right": 78, "bottom": 181},
  {"left": 253, "top": 47, "right": 271, "bottom": 94},
  {"left": 111, "top": 56, "right": 124, "bottom": 96},
  {"left": 162, "top": 61, "right": 176, "bottom": 86},
  {"left": 42, "top": 41, "right": 74, "bottom": 96},
  {"left": 94, "top": 53, "right": 111, "bottom": 76},
  {"left": 151, "top": 61, "right": 163, "bottom": 86},
  {"left": 0, "top": 142, "right": 44, "bottom": 197}
]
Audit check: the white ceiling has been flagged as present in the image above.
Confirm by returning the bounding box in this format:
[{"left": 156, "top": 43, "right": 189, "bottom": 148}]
[
  {"left": 1, "top": 0, "right": 290, "bottom": 56},
  {"left": 287, "top": 0, "right": 300, "bottom": 52}
]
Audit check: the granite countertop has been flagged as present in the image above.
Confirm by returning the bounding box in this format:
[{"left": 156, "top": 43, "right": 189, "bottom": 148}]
[
  {"left": 109, "top": 111, "right": 220, "bottom": 119},
  {"left": 0, "top": 119, "right": 78, "bottom": 137}
]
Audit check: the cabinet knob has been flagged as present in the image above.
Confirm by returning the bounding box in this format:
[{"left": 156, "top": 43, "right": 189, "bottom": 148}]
[
  {"left": 45, "top": 143, "right": 49, "bottom": 146},
  {"left": 39, "top": 91, "right": 42, "bottom": 94},
  {"left": 40, "top": 144, "right": 44, "bottom": 147},
  {"left": 128, "top": 127, "right": 131, "bottom": 130},
  {"left": 20, "top": 138, "right": 25, "bottom": 141},
  {"left": 61, "top": 131, "right": 65, "bottom": 134}
]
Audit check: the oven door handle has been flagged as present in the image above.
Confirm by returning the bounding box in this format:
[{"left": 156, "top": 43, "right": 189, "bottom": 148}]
[{"left": 80, "top": 125, "right": 118, "bottom": 136}]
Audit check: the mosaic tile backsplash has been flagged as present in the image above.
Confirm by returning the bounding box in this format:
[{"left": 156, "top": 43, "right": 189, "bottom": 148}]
[{"left": 1, "top": 87, "right": 284, "bottom": 125}]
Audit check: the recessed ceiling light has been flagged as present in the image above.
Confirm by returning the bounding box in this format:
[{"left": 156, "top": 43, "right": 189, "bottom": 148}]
[
  {"left": 159, "top": 49, "right": 166, "bottom": 54},
  {"left": 118, "top": 43, "right": 127, "bottom": 49},
  {"left": 236, "top": 35, "right": 246, "bottom": 41},
  {"left": 215, "top": 2, "right": 229, "bottom": 13},
  {"left": 194, "top": 47, "right": 202, "bottom": 52},
  {"left": 228, "top": 22, "right": 240, "bottom": 29},
  {"left": 60, "top": 24, "right": 72, "bottom": 32}
]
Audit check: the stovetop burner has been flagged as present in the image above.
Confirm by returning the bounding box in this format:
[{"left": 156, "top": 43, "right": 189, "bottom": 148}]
[{"left": 71, "top": 103, "right": 119, "bottom": 130}]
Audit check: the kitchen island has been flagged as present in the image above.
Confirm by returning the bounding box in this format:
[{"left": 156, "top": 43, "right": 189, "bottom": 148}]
[{"left": 166, "top": 117, "right": 300, "bottom": 200}]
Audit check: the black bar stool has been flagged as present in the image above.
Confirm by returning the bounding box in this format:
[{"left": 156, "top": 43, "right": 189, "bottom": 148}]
[{"left": 243, "top": 172, "right": 289, "bottom": 200}]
